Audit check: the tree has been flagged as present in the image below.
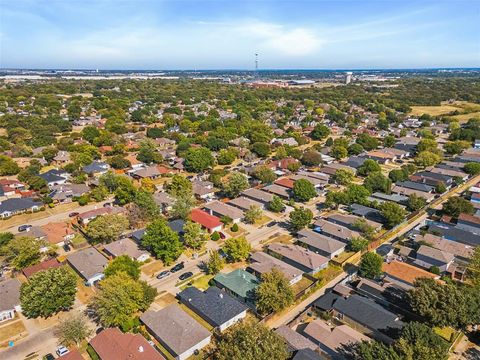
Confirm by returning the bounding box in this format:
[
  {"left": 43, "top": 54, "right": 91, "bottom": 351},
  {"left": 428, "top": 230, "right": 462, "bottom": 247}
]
[
  {"left": 345, "top": 184, "right": 371, "bottom": 204},
  {"left": 289, "top": 207, "right": 313, "bottom": 232},
  {"left": 415, "top": 151, "right": 441, "bottom": 167},
  {"left": 141, "top": 219, "right": 183, "bottom": 265},
  {"left": 349, "top": 237, "right": 369, "bottom": 252},
  {"left": 207, "top": 250, "right": 225, "bottom": 275},
  {"left": 268, "top": 195, "right": 285, "bottom": 213},
  {"left": 133, "top": 190, "right": 160, "bottom": 221},
  {"left": 442, "top": 196, "right": 474, "bottom": 217},
  {"left": 330, "top": 145, "right": 348, "bottom": 160},
  {"left": 444, "top": 140, "right": 470, "bottom": 155},
  {"left": 104, "top": 255, "right": 141, "bottom": 280},
  {"left": 92, "top": 272, "right": 156, "bottom": 328},
  {"left": 137, "top": 139, "right": 163, "bottom": 164},
  {"left": 359, "top": 252, "right": 383, "bottom": 279},
  {"left": 223, "top": 172, "right": 249, "bottom": 198},
  {"left": 467, "top": 246, "right": 480, "bottom": 287},
  {"left": 380, "top": 202, "right": 406, "bottom": 228},
  {"left": 356, "top": 133, "right": 379, "bottom": 151},
  {"left": 20, "top": 267, "right": 77, "bottom": 318},
  {"left": 407, "top": 194, "right": 426, "bottom": 212},
  {"left": 389, "top": 168, "right": 409, "bottom": 183},
  {"left": 251, "top": 142, "right": 271, "bottom": 158},
  {"left": 223, "top": 236, "right": 251, "bottom": 262},
  {"left": 215, "top": 320, "right": 289, "bottom": 360},
  {"left": 244, "top": 205, "right": 263, "bottom": 224},
  {"left": 417, "top": 139, "right": 439, "bottom": 153},
  {"left": 310, "top": 124, "right": 330, "bottom": 140},
  {"left": 396, "top": 322, "right": 449, "bottom": 360},
  {"left": 183, "top": 221, "right": 208, "bottom": 250},
  {"left": 364, "top": 172, "right": 392, "bottom": 194},
  {"left": 357, "top": 159, "right": 381, "bottom": 177},
  {"left": 166, "top": 175, "right": 193, "bottom": 198},
  {"left": 108, "top": 155, "right": 131, "bottom": 169},
  {"left": 0, "top": 232, "right": 14, "bottom": 247},
  {"left": 55, "top": 313, "right": 92, "bottom": 347},
  {"left": 184, "top": 147, "right": 215, "bottom": 172},
  {"left": 252, "top": 165, "right": 276, "bottom": 184},
  {"left": 435, "top": 182, "right": 447, "bottom": 194},
  {"left": 217, "top": 148, "right": 237, "bottom": 165},
  {"left": 332, "top": 169, "right": 354, "bottom": 185},
  {"left": 171, "top": 193, "right": 196, "bottom": 220},
  {"left": 114, "top": 176, "right": 137, "bottom": 205},
  {"left": 293, "top": 179, "right": 317, "bottom": 202},
  {"left": 348, "top": 143, "right": 364, "bottom": 155},
  {"left": 350, "top": 341, "right": 401, "bottom": 360},
  {"left": 0, "top": 155, "right": 20, "bottom": 175},
  {"left": 86, "top": 214, "right": 129, "bottom": 244},
  {"left": 463, "top": 162, "right": 480, "bottom": 175},
  {"left": 353, "top": 219, "right": 375, "bottom": 240},
  {"left": 1, "top": 236, "right": 42, "bottom": 270},
  {"left": 301, "top": 150, "right": 322, "bottom": 167},
  {"left": 255, "top": 268, "right": 294, "bottom": 315}
]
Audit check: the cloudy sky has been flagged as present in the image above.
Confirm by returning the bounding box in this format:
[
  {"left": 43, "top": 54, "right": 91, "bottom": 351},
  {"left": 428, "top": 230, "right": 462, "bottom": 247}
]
[{"left": 1, "top": 0, "right": 479, "bottom": 69}]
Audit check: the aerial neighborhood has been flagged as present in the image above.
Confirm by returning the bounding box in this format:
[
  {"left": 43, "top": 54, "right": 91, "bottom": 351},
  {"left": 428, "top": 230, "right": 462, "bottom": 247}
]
[{"left": 0, "top": 74, "right": 479, "bottom": 360}]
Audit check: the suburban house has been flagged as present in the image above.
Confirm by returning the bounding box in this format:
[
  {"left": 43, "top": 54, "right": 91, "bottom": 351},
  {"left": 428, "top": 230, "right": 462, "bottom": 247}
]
[
  {"left": 292, "top": 349, "right": 323, "bottom": 360},
  {"left": 203, "top": 201, "right": 244, "bottom": 223},
  {"left": 228, "top": 196, "right": 264, "bottom": 211},
  {"left": 313, "top": 292, "right": 404, "bottom": 344},
  {"left": 456, "top": 213, "right": 480, "bottom": 234},
  {"left": 395, "top": 181, "right": 434, "bottom": 193},
  {"left": 177, "top": 287, "right": 248, "bottom": 332},
  {"left": 275, "top": 326, "right": 317, "bottom": 353},
  {"left": 262, "top": 183, "right": 291, "bottom": 199},
  {"left": 391, "top": 185, "right": 436, "bottom": 202},
  {"left": 77, "top": 207, "right": 112, "bottom": 225},
  {"left": 153, "top": 192, "right": 174, "bottom": 213},
  {"left": 83, "top": 161, "right": 110, "bottom": 176},
  {"left": 313, "top": 219, "right": 360, "bottom": 243},
  {"left": 349, "top": 204, "right": 385, "bottom": 224},
  {"left": 302, "top": 320, "right": 369, "bottom": 359},
  {"left": 39, "top": 169, "right": 68, "bottom": 187},
  {"left": 49, "top": 184, "right": 90, "bottom": 203},
  {"left": 22, "top": 258, "right": 62, "bottom": 279},
  {"left": 297, "top": 229, "right": 346, "bottom": 259},
  {"left": 428, "top": 224, "right": 480, "bottom": 247},
  {"left": 326, "top": 213, "right": 382, "bottom": 232},
  {"left": 414, "top": 245, "right": 455, "bottom": 273},
  {"left": 213, "top": 269, "right": 260, "bottom": 308},
  {"left": 141, "top": 304, "right": 211, "bottom": 360},
  {"left": 0, "top": 278, "right": 21, "bottom": 322},
  {"left": 89, "top": 328, "right": 165, "bottom": 360},
  {"left": 67, "top": 247, "right": 108, "bottom": 286},
  {"left": 0, "top": 197, "right": 43, "bottom": 218},
  {"left": 192, "top": 180, "right": 215, "bottom": 200},
  {"left": 247, "top": 251, "right": 303, "bottom": 285},
  {"left": 382, "top": 260, "right": 439, "bottom": 289},
  {"left": 190, "top": 208, "right": 223, "bottom": 233},
  {"left": 41, "top": 222, "right": 76, "bottom": 246},
  {"left": 241, "top": 188, "right": 274, "bottom": 205},
  {"left": 413, "top": 233, "right": 474, "bottom": 262},
  {"left": 267, "top": 243, "right": 329, "bottom": 275},
  {"left": 103, "top": 238, "right": 150, "bottom": 262}
]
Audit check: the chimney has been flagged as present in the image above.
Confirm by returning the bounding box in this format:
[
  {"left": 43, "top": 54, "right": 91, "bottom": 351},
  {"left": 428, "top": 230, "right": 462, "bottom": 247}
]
[{"left": 138, "top": 346, "right": 144, "bottom": 353}]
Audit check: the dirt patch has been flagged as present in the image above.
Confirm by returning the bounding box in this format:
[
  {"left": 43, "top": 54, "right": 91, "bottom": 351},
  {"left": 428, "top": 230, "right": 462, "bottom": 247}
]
[
  {"left": 0, "top": 319, "right": 27, "bottom": 346},
  {"left": 154, "top": 292, "right": 177, "bottom": 309},
  {"left": 76, "top": 278, "right": 95, "bottom": 304},
  {"left": 141, "top": 260, "right": 165, "bottom": 278}
]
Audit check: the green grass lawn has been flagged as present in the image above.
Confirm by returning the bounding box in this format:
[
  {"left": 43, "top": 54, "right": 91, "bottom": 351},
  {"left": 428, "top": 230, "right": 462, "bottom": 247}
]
[
  {"left": 434, "top": 326, "right": 457, "bottom": 342},
  {"left": 179, "top": 274, "right": 213, "bottom": 291}
]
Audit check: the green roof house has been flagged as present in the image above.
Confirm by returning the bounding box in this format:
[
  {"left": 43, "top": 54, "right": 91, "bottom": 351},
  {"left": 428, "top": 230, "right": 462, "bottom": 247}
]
[{"left": 213, "top": 269, "right": 259, "bottom": 308}]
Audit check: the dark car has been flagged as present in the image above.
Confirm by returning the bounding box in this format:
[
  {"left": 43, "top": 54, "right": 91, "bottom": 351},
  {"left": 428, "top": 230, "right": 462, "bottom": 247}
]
[
  {"left": 63, "top": 244, "right": 71, "bottom": 252},
  {"left": 266, "top": 221, "right": 277, "bottom": 227},
  {"left": 156, "top": 270, "right": 171, "bottom": 280},
  {"left": 179, "top": 271, "right": 193, "bottom": 281},
  {"left": 43, "top": 354, "right": 55, "bottom": 360},
  {"left": 170, "top": 262, "right": 185, "bottom": 273},
  {"left": 219, "top": 232, "right": 226, "bottom": 239},
  {"left": 103, "top": 202, "right": 112, "bottom": 207},
  {"left": 18, "top": 224, "right": 32, "bottom": 232},
  {"left": 68, "top": 212, "right": 79, "bottom": 217}
]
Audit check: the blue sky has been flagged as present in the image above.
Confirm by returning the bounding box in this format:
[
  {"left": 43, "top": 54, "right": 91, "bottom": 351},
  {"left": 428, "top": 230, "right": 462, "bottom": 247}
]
[{"left": 1, "top": 0, "right": 479, "bottom": 69}]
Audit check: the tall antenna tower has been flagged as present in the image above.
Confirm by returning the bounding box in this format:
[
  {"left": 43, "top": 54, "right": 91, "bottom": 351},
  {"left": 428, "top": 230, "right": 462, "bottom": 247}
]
[{"left": 254, "top": 53, "right": 259, "bottom": 79}]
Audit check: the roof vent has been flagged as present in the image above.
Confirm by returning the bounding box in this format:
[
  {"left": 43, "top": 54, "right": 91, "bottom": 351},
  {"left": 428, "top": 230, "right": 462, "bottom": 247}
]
[
  {"left": 138, "top": 346, "right": 144, "bottom": 353},
  {"left": 219, "top": 293, "right": 223, "bottom": 299}
]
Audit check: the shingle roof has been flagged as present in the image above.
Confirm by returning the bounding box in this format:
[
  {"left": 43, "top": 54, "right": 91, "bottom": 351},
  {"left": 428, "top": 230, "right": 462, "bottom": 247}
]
[
  {"left": 22, "top": 258, "right": 62, "bottom": 278},
  {"left": 429, "top": 224, "right": 480, "bottom": 247},
  {"left": 228, "top": 196, "right": 264, "bottom": 211},
  {"left": 275, "top": 326, "right": 317, "bottom": 352},
  {"left": 103, "top": 238, "right": 148, "bottom": 260},
  {"left": 416, "top": 245, "right": 455, "bottom": 264},
  {"left": 313, "top": 219, "right": 360, "bottom": 241},
  {"left": 203, "top": 201, "right": 244, "bottom": 220},
  {"left": 248, "top": 251, "right": 303, "bottom": 281},
  {"left": 140, "top": 304, "right": 211, "bottom": 357},
  {"left": 241, "top": 188, "right": 274, "bottom": 203},
  {"left": 0, "top": 278, "right": 21, "bottom": 312},
  {"left": 213, "top": 269, "right": 259, "bottom": 299},
  {"left": 267, "top": 243, "right": 329, "bottom": 271},
  {"left": 67, "top": 247, "right": 108, "bottom": 280},
  {"left": 177, "top": 287, "right": 248, "bottom": 328},
  {"left": 0, "top": 198, "right": 42, "bottom": 213},
  {"left": 297, "top": 229, "right": 346, "bottom": 255},
  {"left": 396, "top": 181, "right": 434, "bottom": 193},
  {"left": 292, "top": 348, "right": 323, "bottom": 360}
]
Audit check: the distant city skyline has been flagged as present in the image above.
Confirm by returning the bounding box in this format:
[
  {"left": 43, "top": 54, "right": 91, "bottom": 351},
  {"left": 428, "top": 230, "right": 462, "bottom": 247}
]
[{"left": 1, "top": 0, "right": 479, "bottom": 70}]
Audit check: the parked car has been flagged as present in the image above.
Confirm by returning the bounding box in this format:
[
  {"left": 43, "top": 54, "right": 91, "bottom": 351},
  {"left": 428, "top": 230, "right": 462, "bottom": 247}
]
[
  {"left": 63, "top": 244, "right": 71, "bottom": 252},
  {"left": 179, "top": 272, "right": 193, "bottom": 281},
  {"left": 156, "top": 270, "right": 171, "bottom": 280},
  {"left": 219, "top": 232, "right": 226, "bottom": 239},
  {"left": 43, "top": 354, "right": 55, "bottom": 360},
  {"left": 266, "top": 221, "right": 277, "bottom": 227},
  {"left": 170, "top": 262, "right": 185, "bottom": 273},
  {"left": 68, "top": 212, "right": 79, "bottom": 217},
  {"left": 18, "top": 224, "right": 32, "bottom": 232},
  {"left": 96, "top": 327, "right": 104, "bottom": 335},
  {"left": 56, "top": 346, "right": 69, "bottom": 356},
  {"left": 103, "top": 202, "right": 113, "bottom": 207}
]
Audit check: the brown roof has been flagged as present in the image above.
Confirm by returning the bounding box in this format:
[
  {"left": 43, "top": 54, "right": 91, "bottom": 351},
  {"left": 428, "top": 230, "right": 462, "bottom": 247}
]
[
  {"left": 267, "top": 243, "right": 329, "bottom": 271},
  {"left": 23, "top": 258, "right": 62, "bottom": 278},
  {"left": 90, "top": 328, "right": 165, "bottom": 360},
  {"left": 41, "top": 222, "right": 75, "bottom": 244},
  {"left": 58, "top": 349, "right": 84, "bottom": 360},
  {"left": 458, "top": 213, "right": 480, "bottom": 225},
  {"left": 275, "top": 178, "right": 295, "bottom": 189},
  {"left": 302, "top": 320, "right": 369, "bottom": 351},
  {"left": 382, "top": 260, "right": 438, "bottom": 285}
]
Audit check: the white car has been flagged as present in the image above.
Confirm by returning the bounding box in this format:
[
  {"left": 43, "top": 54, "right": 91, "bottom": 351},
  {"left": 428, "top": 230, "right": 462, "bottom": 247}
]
[{"left": 56, "top": 346, "right": 69, "bottom": 356}]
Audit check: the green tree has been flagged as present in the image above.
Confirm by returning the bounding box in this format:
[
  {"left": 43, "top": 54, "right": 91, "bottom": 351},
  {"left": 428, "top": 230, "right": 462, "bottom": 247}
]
[
  {"left": 357, "top": 159, "right": 381, "bottom": 177},
  {"left": 463, "top": 162, "right": 480, "bottom": 175},
  {"left": 251, "top": 142, "right": 271, "bottom": 158},
  {"left": 310, "top": 124, "right": 330, "bottom": 140},
  {"left": 330, "top": 145, "right": 348, "bottom": 160},
  {"left": 289, "top": 207, "right": 313, "bottom": 232},
  {"left": 356, "top": 133, "right": 379, "bottom": 151},
  {"left": 207, "top": 250, "right": 225, "bottom": 275},
  {"left": 332, "top": 168, "right": 355, "bottom": 185},
  {"left": 348, "top": 143, "right": 364, "bottom": 155},
  {"left": 443, "top": 140, "right": 470, "bottom": 155},
  {"left": 364, "top": 172, "right": 392, "bottom": 194},
  {"left": 417, "top": 139, "right": 439, "bottom": 153},
  {"left": 349, "top": 237, "right": 369, "bottom": 252},
  {"left": 137, "top": 139, "right": 163, "bottom": 164},
  {"left": 114, "top": 176, "right": 137, "bottom": 205},
  {"left": 359, "top": 252, "right": 383, "bottom": 279},
  {"left": 20, "top": 267, "right": 77, "bottom": 318},
  {"left": 301, "top": 150, "right": 322, "bottom": 167},
  {"left": 244, "top": 205, "right": 263, "bottom": 224},
  {"left": 133, "top": 190, "right": 160, "bottom": 221},
  {"left": 268, "top": 195, "right": 285, "bottom": 213},
  {"left": 223, "top": 172, "right": 249, "bottom": 198},
  {"left": 0, "top": 155, "right": 20, "bottom": 175},
  {"left": 389, "top": 168, "right": 409, "bottom": 183},
  {"left": 415, "top": 151, "right": 441, "bottom": 167},
  {"left": 1, "top": 236, "right": 42, "bottom": 270},
  {"left": 55, "top": 313, "right": 92, "bottom": 347},
  {"left": 351, "top": 341, "right": 401, "bottom": 360},
  {"left": 215, "top": 320, "right": 289, "bottom": 360},
  {"left": 184, "top": 147, "right": 215, "bottom": 172},
  {"left": 86, "top": 214, "right": 129, "bottom": 244},
  {"left": 252, "top": 165, "right": 276, "bottom": 184},
  {"left": 380, "top": 201, "right": 406, "bottom": 228},
  {"left": 255, "top": 268, "right": 294, "bottom": 315},
  {"left": 223, "top": 236, "right": 251, "bottom": 262},
  {"left": 171, "top": 194, "right": 196, "bottom": 220},
  {"left": 104, "top": 255, "right": 141, "bottom": 280},
  {"left": 467, "top": 246, "right": 480, "bottom": 287},
  {"left": 407, "top": 194, "right": 426, "bottom": 212},
  {"left": 183, "top": 221, "right": 208, "bottom": 250},
  {"left": 292, "top": 178, "right": 317, "bottom": 202},
  {"left": 395, "top": 322, "right": 449, "bottom": 360},
  {"left": 217, "top": 148, "right": 237, "bottom": 165},
  {"left": 0, "top": 232, "right": 14, "bottom": 248},
  {"left": 166, "top": 175, "right": 193, "bottom": 198},
  {"left": 442, "top": 196, "right": 474, "bottom": 217},
  {"left": 353, "top": 219, "right": 375, "bottom": 240},
  {"left": 141, "top": 219, "right": 183, "bottom": 265},
  {"left": 435, "top": 182, "right": 447, "bottom": 194}
]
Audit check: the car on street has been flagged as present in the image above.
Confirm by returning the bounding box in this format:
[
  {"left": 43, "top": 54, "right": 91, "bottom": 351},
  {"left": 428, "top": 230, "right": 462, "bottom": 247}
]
[
  {"left": 266, "top": 221, "right": 277, "bottom": 227},
  {"left": 68, "top": 212, "right": 79, "bottom": 217},
  {"left": 179, "top": 271, "right": 193, "bottom": 281},
  {"left": 43, "top": 354, "right": 55, "bottom": 360},
  {"left": 63, "top": 244, "right": 71, "bottom": 252},
  {"left": 18, "top": 224, "right": 32, "bottom": 232},
  {"left": 156, "top": 270, "right": 171, "bottom": 280},
  {"left": 56, "top": 346, "right": 69, "bottom": 356},
  {"left": 170, "top": 262, "right": 185, "bottom": 273},
  {"left": 103, "top": 202, "right": 113, "bottom": 207},
  {"left": 219, "top": 231, "right": 226, "bottom": 239}
]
